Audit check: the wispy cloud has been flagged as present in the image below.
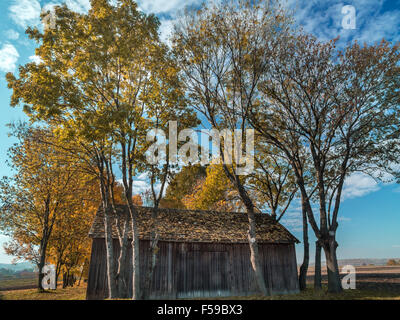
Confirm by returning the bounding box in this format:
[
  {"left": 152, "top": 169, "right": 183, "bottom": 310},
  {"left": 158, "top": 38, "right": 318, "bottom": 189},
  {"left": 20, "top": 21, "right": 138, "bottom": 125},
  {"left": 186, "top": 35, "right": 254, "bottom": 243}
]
[
  {"left": 117, "top": 174, "right": 153, "bottom": 196},
  {"left": 342, "top": 172, "right": 380, "bottom": 200},
  {"left": 0, "top": 44, "right": 19, "bottom": 72},
  {"left": 284, "top": 0, "right": 399, "bottom": 45},
  {"left": 4, "top": 29, "right": 19, "bottom": 40},
  {"left": 9, "top": 0, "right": 41, "bottom": 29},
  {"left": 29, "top": 55, "right": 43, "bottom": 64},
  {"left": 63, "top": 0, "right": 91, "bottom": 14},
  {"left": 137, "top": 0, "right": 201, "bottom": 15}
]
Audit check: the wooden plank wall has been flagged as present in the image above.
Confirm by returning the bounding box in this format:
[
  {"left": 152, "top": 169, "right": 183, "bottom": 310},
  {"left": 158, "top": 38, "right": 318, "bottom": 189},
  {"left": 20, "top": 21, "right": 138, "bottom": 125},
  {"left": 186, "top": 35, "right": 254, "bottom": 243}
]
[{"left": 86, "top": 239, "right": 299, "bottom": 300}]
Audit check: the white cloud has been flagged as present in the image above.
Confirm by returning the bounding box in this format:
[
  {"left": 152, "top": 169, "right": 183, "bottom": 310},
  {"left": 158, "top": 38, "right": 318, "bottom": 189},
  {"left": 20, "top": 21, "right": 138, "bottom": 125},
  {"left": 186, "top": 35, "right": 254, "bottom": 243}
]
[
  {"left": 64, "top": 0, "right": 91, "bottom": 13},
  {"left": 357, "top": 10, "right": 400, "bottom": 43},
  {"left": 281, "top": 217, "right": 303, "bottom": 232},
  {"left": 5, "top": 29, "right": 19, "bottom": 40},
  {"left": 0, "top": 44, "right": 19, "bottom": 72},
  {"left": 132, "top": 180, "right": 150, "bottom": 195},
  {"left": 137, "top": 0, "right": 200, "bottom": 15},
  {"left": 342, "top": 172, "right": 380, "bottom": 200},
  {"left": 9, "top": 0, "right": 92, "bottom": 30},
  {"left": 136, "top": 172, "right": 149, "bottom": 181},
  {"left": 284, "top": 0, "right": 399, "bottom": 46},
  {"left": 29, "top": 55, "right": 43, "bottom": 64},
  {"left": 117, "top": 175, "right": 151, "bottom": 195},
  {"left": 137, "top": 0, "right": 202, "bottom": 45},
  {"left": 159, "top": 18, "right": 176, "bottom": 44},
  {"left": 9, "top": 0, "right": 42, "bottom": 29}
]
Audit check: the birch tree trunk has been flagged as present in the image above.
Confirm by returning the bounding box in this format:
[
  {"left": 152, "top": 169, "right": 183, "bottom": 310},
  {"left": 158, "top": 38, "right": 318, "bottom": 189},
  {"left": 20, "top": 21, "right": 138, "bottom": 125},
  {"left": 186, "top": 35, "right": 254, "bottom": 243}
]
[
  {"left": 238, "top": 184, "right": 270, "bottom": 296},
  {"left": 130, "top": 212, "right": 140, "bottom": 300},
  {"left": 103, "top": 205, "right": 118, "bottom": 298}
]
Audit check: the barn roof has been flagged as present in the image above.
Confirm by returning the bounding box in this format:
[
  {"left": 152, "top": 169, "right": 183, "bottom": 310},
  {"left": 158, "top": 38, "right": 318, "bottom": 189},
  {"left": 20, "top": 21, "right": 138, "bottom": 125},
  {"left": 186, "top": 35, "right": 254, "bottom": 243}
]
[{"left": 89, "top": 205, "right": 299, "bottom": 244}]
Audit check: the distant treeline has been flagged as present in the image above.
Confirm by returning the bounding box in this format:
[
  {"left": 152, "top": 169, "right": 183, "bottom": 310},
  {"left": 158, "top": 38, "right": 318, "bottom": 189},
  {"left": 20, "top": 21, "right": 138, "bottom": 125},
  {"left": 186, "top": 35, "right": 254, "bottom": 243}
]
[
  {"left": 305, "top": 258, "right": 400, "bottom": 267},
  {"left": 0, "top": 268, "right": 36, "bottom": 279}
]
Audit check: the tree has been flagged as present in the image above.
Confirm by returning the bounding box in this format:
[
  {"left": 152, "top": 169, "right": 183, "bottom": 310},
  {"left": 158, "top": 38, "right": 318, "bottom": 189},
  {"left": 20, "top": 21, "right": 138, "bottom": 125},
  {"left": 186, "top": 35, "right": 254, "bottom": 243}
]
[
  {"left": 182, "top": 164, "right": 244, "bottom": 212},
  {"left": 172, "top": 0, "right": 293, "bottom": 295},
  {"left": 0, "top": 124, "right": 87, "bottom": 290},
  {"left": 6, "top": 0, "right": 180, "bottom": 299},
  {"left": 249, "top": 33, "right": 400, "bottom": 292},
  {"left": 387, "top": 259, "right": 399, "bottom": 266},
  {"left": 162, "top": 165, "right": 207, "bottom": 209},
  {"left": 137, "top": 56, "right": 198, "bottom": 299},
  {"left": 248, "top": 140, "right": 297, "bottom": 220},
  {"left": 47, "top": 176, "right": 100, "bottom": 286}
]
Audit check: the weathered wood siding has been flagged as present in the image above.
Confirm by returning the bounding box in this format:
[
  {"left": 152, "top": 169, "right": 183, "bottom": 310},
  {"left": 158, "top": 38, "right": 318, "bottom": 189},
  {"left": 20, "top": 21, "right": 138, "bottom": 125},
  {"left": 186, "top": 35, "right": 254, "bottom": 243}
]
[{"left": 86, "top": 239, "right": 299, "bottom": 300}]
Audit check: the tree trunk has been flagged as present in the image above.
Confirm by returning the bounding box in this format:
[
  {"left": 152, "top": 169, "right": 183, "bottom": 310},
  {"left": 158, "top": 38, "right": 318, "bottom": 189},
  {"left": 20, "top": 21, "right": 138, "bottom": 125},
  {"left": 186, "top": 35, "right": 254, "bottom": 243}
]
[
  {"left": 116, "top": 244, "right": 129, "bottom": 298},
  {"left": 220, "top": 161, "right": 269, "bottom": 295},
  {"left": 125, "top": 199, "right": 140, "bottom": 300},
  {"left": 55, "top": 260, "right": 62, "bottom": 289},
  {"left": 115, "top": 213, "right": 130, "bottom": 298},
  {"left": 104, "top": 205, "right": 118, "bottom": 298},
  {"left": 62, "top": 272, "right": 67, "bottom": 288},
  {"left": 314, "top": 240, "right": 322, "bottom": 290},
  {"left": 37, "top": 260, "right": 45, "bottom": 291},
  {"left": 236, "top": 178, "right": 269, "bottom": 296},
  {"left": 246, "top": 207, "right": 270, "bottom": 296},
  {"left": 298, "top": 198, "right": 309, "bottom": 291},
  {"left": 78, "top": 265, "right": 84, "bottom": 287},
  {"left": 322, "top": 237, "right": 342, "bottom": 293},
  {"left": 37, "top": 237, "right": 48, "bottom": 291},
  {"left": 131, "top": 217, "right": 140, "bottom": 300}
]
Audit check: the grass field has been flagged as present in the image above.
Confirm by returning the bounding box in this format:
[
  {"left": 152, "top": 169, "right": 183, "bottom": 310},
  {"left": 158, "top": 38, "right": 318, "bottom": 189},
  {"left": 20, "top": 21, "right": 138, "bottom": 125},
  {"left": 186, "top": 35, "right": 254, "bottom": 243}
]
[
  {"left": 1, "top": 284, "right": 399, "bottom": 300},
  {"left": 1, "top": 266, "right": 399, "bottom": 300},
  {"left": 0, "top": 283, "right": 87, "bottom": 300},
  {"left": 0, "top": 277, "right": 36, "bottom": 290},
  {"left": 225, "top": 287, "right": 400, "bottom": 300}
]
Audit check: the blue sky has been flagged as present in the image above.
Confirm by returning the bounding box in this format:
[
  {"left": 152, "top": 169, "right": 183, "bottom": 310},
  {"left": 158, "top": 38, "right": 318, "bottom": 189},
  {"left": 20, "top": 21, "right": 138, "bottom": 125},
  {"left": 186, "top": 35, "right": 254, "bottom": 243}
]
[{"left": 0, "top": 0, "right": 399, "bottom": 264}]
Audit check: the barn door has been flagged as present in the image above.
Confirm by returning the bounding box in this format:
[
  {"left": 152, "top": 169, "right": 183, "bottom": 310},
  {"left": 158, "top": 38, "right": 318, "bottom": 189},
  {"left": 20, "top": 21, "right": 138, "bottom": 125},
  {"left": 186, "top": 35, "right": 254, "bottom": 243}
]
[{"left": 177, "top": 250, "right": 229, "bottom": 298}]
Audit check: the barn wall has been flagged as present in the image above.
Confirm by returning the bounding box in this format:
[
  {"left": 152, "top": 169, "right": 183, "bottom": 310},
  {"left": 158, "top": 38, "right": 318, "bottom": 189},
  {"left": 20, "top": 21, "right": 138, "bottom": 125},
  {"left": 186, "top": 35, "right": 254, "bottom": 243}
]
[{"left": 86, "top": 239, "right": 299, "bottom": 300}]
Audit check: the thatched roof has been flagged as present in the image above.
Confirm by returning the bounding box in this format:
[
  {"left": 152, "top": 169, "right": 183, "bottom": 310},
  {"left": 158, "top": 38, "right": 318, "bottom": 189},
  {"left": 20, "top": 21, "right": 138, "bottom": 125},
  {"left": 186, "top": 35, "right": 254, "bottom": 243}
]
[{"left": 89, "top": 205, "right": 299, "bottom": 244}]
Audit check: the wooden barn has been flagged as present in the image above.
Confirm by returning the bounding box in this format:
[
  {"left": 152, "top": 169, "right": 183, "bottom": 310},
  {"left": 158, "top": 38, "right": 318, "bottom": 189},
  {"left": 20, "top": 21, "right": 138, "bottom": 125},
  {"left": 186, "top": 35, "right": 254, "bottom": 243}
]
[{"left": 86, "top": 206, "right": 300, "bottom": 299}]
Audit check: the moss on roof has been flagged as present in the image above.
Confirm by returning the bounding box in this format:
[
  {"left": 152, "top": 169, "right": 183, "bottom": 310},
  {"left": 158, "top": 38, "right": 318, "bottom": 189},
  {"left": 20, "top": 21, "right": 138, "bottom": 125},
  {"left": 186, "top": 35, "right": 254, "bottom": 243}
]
[{"left": 89, "top": 205, "right": 299, "bottom": 244}]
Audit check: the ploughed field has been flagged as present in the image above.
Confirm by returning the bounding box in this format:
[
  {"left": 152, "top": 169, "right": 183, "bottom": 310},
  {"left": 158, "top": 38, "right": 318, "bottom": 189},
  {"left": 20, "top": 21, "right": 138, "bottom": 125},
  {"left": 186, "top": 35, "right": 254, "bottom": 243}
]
[{"left": 306, "top": 265, "right": 400, "bottom": 292}]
